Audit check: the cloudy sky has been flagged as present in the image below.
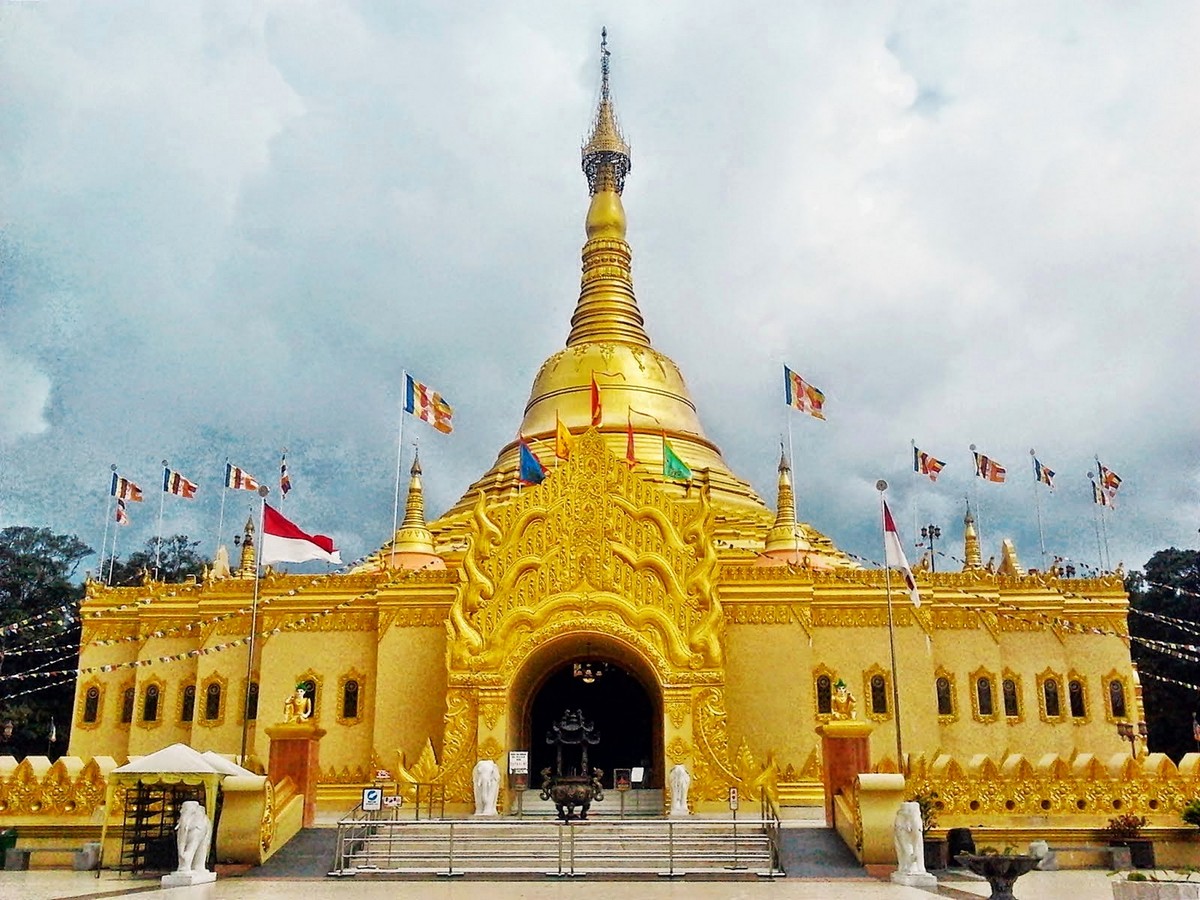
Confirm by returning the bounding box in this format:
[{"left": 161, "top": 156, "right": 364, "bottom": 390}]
[{"left": 1, "top": 1, "right": 1196, "bottom": 580}]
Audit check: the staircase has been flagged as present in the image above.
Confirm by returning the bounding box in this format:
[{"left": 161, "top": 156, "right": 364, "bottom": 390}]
[{"left": 331, "top": 816, "right": 779, "bottom": 877}]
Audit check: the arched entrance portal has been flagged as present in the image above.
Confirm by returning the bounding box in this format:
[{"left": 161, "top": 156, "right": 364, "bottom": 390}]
[{"left": 529, "top": 663, "right": 659, "bottom": 788}]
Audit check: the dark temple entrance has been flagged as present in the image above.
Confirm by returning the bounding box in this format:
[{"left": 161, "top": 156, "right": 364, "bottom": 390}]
[{"left": 528, "top": 661, "right": 660, "bottom": 789}]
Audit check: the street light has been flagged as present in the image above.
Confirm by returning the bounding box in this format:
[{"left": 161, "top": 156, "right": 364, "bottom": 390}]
[
  {"left": 919, "top": 524, "right": 942, "bottom": 573},
  {"left": 1117, "top": 720, "right": 1149, "bottom": 758}
]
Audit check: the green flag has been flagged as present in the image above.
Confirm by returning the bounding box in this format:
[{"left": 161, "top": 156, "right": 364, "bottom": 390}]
[{"left": 662, "top": 437, "right": 692, "bottom": 482}]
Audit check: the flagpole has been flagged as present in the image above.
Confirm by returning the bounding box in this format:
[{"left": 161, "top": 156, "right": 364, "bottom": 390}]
[
  {"left": 239, "top": 486, "right": 268, "bottom": 764},
  {"left": 910, "top": 439, "right": 918, "bottom": 556},
  {"left": 877, "top": 479, "right": 905, "bottom": 774},
  {"left": 217, "top": 459, "right": 229, "bottom": 557},
  {"left": 969, "top": 445, "right": 983, "bottom": 557},
  {"left": 391, "top": 371, "right": 408, "bottom": 555},
  {"left": 154, "top": 460, "right": 168, "bottom": 579},
  {"left": 1095, "top": 457, "right": 1112, "bottom": 571},
  {"left": 107, "top": 515, "right": 120, "bottom": 586},
  {"left": 1030, "top": 449, "right": 1047, "bottom": 570},
  {"left": 99, "top": 464, "right": 117, "bottom": 581},
  {"left": 1087, "top": 473, "right": 1105, "bottom": 572}
]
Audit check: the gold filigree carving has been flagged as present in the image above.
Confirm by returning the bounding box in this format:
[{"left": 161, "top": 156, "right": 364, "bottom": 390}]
[
  {"left": 969, "top": 667, "right": 999, "bottom": 723},
  {"left": 1102, "top": 669, "right": 1130, "bottom": 724},
  {"left": 479, "top": 736, "right": 502, "bottom": 761},
  {"left": 1001, "top": 669, "right": 1024, "bottom": 723},
  {"left": 666, "top": 736, "right": 691, "bottom": 763},
  {"left": 1036, "top": 668, "right": 1065, "bottom": 723},
  {"left": 666, "top": 701, "right": 689, "bottom": 729},
  {"left": 934, "top": 666, "right": 958, "bottom": 725}
]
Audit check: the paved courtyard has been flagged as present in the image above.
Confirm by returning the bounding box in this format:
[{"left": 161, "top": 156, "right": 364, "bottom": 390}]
[{"left": 0, "top": 869, "right": 1117, "bottom": 900}]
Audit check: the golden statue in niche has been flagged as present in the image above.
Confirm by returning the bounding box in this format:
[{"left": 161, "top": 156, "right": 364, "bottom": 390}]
[
  {"left": 831, "top": 679, "right": 857, "bottom": 720},
  {"left": 282, "top": 685, "right": 312, "bottom": 724}
]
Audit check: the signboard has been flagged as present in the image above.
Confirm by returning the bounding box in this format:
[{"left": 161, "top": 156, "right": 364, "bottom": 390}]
[
  {"left": 631, "top": 767, "right": 645, "bottom": 784},
  {"left": 614, "top": 768, "right": 632, "bottom": 791},
  {"left": 362, "top": 787, "right": 383, "bottom": 812},
  {"left": 383, "top": 795, "right": 403, "bottom": 809},
  {"left": 728, "top": 787, "right": 739, "bottom": 811},
  {"left": 508, "top": 751, "right": 529, "bottom": 775}
]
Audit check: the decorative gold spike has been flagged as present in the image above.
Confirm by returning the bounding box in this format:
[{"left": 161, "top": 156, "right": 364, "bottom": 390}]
[{"left": 963, "top": 503, "right": 983, "bottom": 570}]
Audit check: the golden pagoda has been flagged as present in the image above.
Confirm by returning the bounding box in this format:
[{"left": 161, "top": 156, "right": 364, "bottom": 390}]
[{"left": 65, "top": 33, "right": 1151, "bottom": 827}]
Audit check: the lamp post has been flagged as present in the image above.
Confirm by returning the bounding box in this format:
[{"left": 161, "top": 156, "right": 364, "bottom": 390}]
[
  {"left": 920, "top": 524, "right": 942, "bottom": 573},
  {"left": 1117, "top": 720, "right": 1149, "bottom": 758}
]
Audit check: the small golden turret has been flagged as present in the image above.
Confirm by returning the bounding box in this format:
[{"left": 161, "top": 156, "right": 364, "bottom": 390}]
[
  {"left": 237, "top": 517, "right": 256, "bottom": 578},
  {"left": 963, "top": 504, "right": 983, "bottom": 570},
  {"left": 998, "top": 538, "right": 1025, "bottom": 576},
  {"left": 764, "top": 449, "right": 808, "bottom": 554},
  {"left": 388, "top": 452, "right": 445, "bottom": 571}
]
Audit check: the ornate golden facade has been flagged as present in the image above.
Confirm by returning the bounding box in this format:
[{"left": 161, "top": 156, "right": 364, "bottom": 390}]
[{"left": 68, "top": 40, "right": 1143, "bottom": 817}]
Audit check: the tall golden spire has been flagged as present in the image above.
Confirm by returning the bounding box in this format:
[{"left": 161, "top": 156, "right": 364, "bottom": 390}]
[
  {"left": 393, "top": 452, "right": 434, "bottom": 555},
  {"left": 237, "top": 517, "right": 256, "bottom": 578},
  {"left": 567, "top": 27, "right": 650, "bottom": 348},
  {"left": 962, "top": 503, "right": 983, "bottom": 570}
]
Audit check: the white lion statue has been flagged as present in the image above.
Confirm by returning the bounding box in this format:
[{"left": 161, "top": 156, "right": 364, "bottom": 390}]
[
  {"left": 893, "top": 801, "right": 927, "bottom": 876},
  {"left": 174, "top": 800, "right": 211, "bottom": 874},
  {"left": 668, "top": 764, "right": 691, "bottom": 817},
  {"left": 472, "top": 759, "right": 501, "bottom": 816}
]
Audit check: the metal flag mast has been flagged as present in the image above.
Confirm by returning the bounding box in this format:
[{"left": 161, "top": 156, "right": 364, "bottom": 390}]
[
  {"left": 968, "top": 444, "right": 984, "bottom": 556},
  {"left": 216, "top": 458, "right": 230, "bottom": 558},
  {"left": 877, "top": 479, "right": 905, "bottom": 773},
  {"left": 390, "top": 370, "right": 408, "bottom": 556},
  {"left": 154, "top": 459, "right": 169, "bottom": 579},
  {"left": 1030, "top": 449, "right": 1047, "bottom": 570},
  {"left": 1094, "top": 455, "right": 1112, "bottom": 571},
  {"left": 98, "top": 464, "right": 117, "bottom": 582},
  {"left": 239, "top": 484, "right": 269, "bottom": 764}
]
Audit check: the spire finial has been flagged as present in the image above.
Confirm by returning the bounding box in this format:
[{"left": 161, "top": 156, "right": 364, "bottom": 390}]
[{"left": 601, "top": 27, "right": 610, "bottom": 101}]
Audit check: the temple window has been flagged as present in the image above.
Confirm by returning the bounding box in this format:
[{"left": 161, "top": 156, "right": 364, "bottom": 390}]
[
  {"left": 936, "top": 677, "right": 954, "bottom": 717},
  {"left": 205, "top": 683, "right": 222, "bottom": 721},
  {"left": 120, "top": 687, "right": 135, "bottom": 724},
  {"left": 181, "top": 685, "right": 196, "bottom": 723},
  {"left": 976, "top": 677, "right": 994, "bottom": 717},
  {"left": 83, "top": 686, "right": 100, "bottom": 724},
  {"left": 1043, "top": 679, "right": 1061, "bottom": 718},
  {"left": 1003, "top": 678, "right": 1020, "bottom": 718},
  {"left": 816, "top": 675, "right": 832, "bottom": 715},
  {"left": 143, "top": 684, "right": 160, "bottom": 723},
  {"left": 1109, "top": 679, "right": 1127, "bottom": 719},
  {"left": 1069, "top": 679, "right": 1087, "bottom": 719},
  {"left": 342, "top": 680, "right": 359, "bottom": 720},
  {"left": 870, "top": 674, "right": 888, "bottom": 715},
  {"left": 246, "top": 682, "right": 259, "bottom": 721}
]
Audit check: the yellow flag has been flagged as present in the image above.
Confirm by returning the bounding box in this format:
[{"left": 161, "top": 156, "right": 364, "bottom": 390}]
[{"left": 555, "top": 414, "right": 574, "bottom": 460}]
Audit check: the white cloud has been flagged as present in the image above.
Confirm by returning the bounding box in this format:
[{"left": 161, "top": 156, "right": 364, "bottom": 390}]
[{"left": 0, "top": 348, "right": 51, "bottom": 444}]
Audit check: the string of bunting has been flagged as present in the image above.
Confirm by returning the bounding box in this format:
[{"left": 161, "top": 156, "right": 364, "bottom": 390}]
[
  {"left": 2, "top": 602, "right": 78, "bottom": 636},
  {"left": 1, "top": 675, "right": 77, "bottom": 701},
  {"left": 1129, "top": 636, "right": 1200, "bottom": 666},
  {"left": 1129, "top": 607, "right": 1200, "bottom": 640},
  {"left": 1139, "top": 668, "right": 1200, "bottom": 695},
  {"left": 0, "top": 560, "right": 435, "bottom": 684}
]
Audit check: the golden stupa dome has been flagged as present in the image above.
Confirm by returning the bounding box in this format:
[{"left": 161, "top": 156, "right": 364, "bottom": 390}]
[{"left": 432, "top": 31, "right": 772, "bottom": 536}]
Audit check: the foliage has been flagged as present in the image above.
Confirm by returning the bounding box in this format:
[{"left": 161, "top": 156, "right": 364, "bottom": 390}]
[
  {"left": 1127, "top": 548, "right": 1200, "bottom": 761},
  {"left": 906, "top": 789, "right": 939, "bottom": 834},
  {"left": 106, "top": 535, "right": 206, "bottom": 586},
  {"left": 1182, "top": 799, "right": 1200, "bottom": 828},
  {"left": 0, "top": 526, "right": 94, "bottom": 759},
  {"left": 1103, "top": 813, "right": 1149, "bottom": 841}
]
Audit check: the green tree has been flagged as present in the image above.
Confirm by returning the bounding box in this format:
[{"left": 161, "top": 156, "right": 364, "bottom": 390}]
[
  {"left": 0, "top": 526, "right": 93, "bottom": 759},
  {"left": 1127, "top": 548, "right": 1200, "bottom": 761},
  {"left": 107, "top": 534, "right": 206, "bottom": 586}
]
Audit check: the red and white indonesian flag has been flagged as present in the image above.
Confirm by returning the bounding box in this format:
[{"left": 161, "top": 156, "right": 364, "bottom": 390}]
[
  {"left": 883, "top": 501, "right": 920, "bottom": 607},
  {"left": 261, "top": 503, "right": 342, "bottom": 565}
]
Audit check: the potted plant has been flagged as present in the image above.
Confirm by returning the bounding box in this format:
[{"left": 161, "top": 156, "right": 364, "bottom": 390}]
[
  {"left": 1104, "top": 814, "right": 1156, "bottom": 870},
  {"left": 1182, "top": 800, "right": 1200, "bottom": 829},
  {"left": 907, "top": 789, "right": 947, "bottom": 870},
  {"left": 1111, "top": 870, "right": 1200, "bottom": 899}
]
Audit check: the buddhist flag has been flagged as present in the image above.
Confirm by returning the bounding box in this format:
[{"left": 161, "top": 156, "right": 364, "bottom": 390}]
[
  {"left": 404, "top": 373, "right": 453, "bottom": 434},
  {"left": 662, "top": 435, "right": 691, "bottom": 482},
  {"left": 1092, "top": 479, "right": 1113, "bottom": 507},
  {"left": 1033, "top": 456, "right": 1055, "bottom": 489},
  {"left": 590, "top": 374, "right": 602, "bottom": 427},
  {"left": 115, "top": 498, "right": 130, "bottom": 525},
  {"left": 225, "top": 463, "right": 260, "bottom": 492},
  {"left": 972, "top": 450, "right": 1006, "bottom": 483},
  {"left": 625, "top": 414, "right": 636, "bottom": 469},
  {"left": 110, "top": 473, "right": 144, "bottom": 502},
  {"left": 784, "top": 365, "right": 826, "bottom": 420},
  {"left": 1098, "top": 461, "right": 1122, "bottom": 499},
  {"left": 279, "top": 453, "right": 292, "bottom": 497},
  {"left": 163, "top": 467, "right": 198, "bottom": 499},
  {"left": 883, "top": 501, "right": 920, "bottom": 607},
  {"left": 555, "top": 413, "right": 574, "bottom": 460},
  {"left": 913, "top": 446, "right": 946, "bottom": 482},
  {"left": 518, "top": 437, "right": 547, "bottom": 485},
  {"left": 260, "top": 503, "right": 342, "bottom": 565}
]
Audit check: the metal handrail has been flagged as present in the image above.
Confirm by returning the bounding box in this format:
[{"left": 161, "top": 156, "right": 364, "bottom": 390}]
[
  {"left": 329, "top": 815, "right": 780, "bottom": 876},
  {"left": 759, "top": 787, "right": 786, "bottom": 876}
]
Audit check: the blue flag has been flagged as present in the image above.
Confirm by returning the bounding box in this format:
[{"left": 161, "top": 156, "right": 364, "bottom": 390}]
[{"left": 518, "top": 438, "right": 547, "bottom": 485}]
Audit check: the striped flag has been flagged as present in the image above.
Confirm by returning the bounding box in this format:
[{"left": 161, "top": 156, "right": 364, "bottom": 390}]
[
  {"left": 883, "top": 501, "right": 920, "bottom": 606},
  {"left": 1093, "top": 480, "right": 1113, "bottom": 507},
  {"left": 163, "top": 467, "right": 198, "bottom": 499},
  {"left": 110, "top": 473, "right": 144, "bottom": 502},
  {"left": 225, "top": 463, "right": 260, "bottom": 492},
  {"left": 972, "top": 450, "right": 1006, "bottom": 483},
  {"left": 115, "top": 498, "right": 130, "bottom": 525},
  {"left": 1032, "top": 457, "right": 1055, "bottom": 489},
  {"left": 279, "top": 454, "right": 292, "bottom": 497},
  {"left": 404, "top": 373, "right": 453, "bottom": 434},
  {"left": 783, "top": 366, "right": 826, "bottom": 420},
  {"left": 913, "top": 447, "right": 946, "bottom": 482}
]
